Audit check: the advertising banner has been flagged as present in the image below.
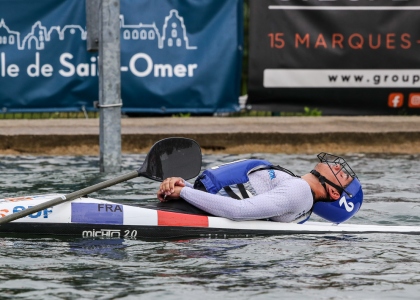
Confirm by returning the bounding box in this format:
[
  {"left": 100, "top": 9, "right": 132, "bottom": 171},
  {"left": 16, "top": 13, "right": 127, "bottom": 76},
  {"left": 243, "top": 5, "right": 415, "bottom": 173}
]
[
  {"left": 0, "top": 0, "right": 243, "bottom": 113},
  {"left": 248, "top": 0, "right": 420, "bottom": 114}
]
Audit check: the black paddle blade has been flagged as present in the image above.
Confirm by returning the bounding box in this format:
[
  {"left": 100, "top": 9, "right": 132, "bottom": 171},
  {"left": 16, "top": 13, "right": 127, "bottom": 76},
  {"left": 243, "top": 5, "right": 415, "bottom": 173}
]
[{"left": 138, "top": 137, "right": 202, "bottom": 181}]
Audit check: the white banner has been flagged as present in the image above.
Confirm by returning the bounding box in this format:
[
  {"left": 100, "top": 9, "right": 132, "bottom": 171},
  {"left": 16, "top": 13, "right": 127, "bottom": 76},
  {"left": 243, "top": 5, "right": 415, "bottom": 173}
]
[{"left": 264, "top": 69, "right": 420, "bottom": 88}]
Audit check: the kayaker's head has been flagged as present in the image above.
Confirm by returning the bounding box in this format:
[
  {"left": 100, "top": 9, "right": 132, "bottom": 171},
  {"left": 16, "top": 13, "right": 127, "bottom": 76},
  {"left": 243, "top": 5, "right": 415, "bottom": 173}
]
[{"left": 309, "top": 153, "right": 363, "bottom": 224}]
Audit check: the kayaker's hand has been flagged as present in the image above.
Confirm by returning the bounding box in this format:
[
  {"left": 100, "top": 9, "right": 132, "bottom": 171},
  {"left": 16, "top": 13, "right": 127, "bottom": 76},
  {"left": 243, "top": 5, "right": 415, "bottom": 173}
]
[
  {"left": 158, "top": 186, "right": 183, "bottom": 202},
  {"left": 158, "top": 177, "right": 185, "bottom": 202}
]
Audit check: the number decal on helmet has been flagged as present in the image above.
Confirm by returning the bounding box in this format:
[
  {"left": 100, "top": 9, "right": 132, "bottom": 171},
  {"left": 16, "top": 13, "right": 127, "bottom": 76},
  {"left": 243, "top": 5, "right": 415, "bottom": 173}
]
[{"left": 339, "top": 196, "right": 354, "bottom": 212}]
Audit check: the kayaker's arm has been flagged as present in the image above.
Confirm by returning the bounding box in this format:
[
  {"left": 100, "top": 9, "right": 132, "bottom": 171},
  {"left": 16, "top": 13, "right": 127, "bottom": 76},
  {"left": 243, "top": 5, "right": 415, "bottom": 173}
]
[{"left": 179, "top": 180, "right": 313, "bottom": 222}]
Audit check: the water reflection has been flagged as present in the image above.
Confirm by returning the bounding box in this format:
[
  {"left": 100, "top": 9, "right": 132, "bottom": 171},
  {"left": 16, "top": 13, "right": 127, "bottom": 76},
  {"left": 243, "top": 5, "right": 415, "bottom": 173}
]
[{"left": 68, "top": 238, "right": 128, "bottom": 260}]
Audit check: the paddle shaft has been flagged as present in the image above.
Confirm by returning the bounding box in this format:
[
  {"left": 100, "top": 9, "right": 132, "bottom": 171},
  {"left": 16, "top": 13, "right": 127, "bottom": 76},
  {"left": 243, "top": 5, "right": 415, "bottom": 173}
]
[{"left": 0, "top": 170, "right": 139, "bottom": 225}]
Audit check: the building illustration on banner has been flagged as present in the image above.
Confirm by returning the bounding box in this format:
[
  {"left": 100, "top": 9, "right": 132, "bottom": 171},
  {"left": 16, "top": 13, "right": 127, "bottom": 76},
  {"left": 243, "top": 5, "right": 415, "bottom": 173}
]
[
  {"left": 120, "top": 10, "right": 197, "bottom": 50},
  {"left": 0, "top": 9, "right": 197, "bottom": 51}
]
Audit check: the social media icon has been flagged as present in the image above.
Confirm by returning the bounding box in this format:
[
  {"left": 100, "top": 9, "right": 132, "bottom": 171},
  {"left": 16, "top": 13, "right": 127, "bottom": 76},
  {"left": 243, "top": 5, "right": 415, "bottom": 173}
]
[
  {"left": 408, "top": 93, "right": 420, "bottom": 108},
  {"left": 388, "top": 93, "right": 404, "bottom": 108}
]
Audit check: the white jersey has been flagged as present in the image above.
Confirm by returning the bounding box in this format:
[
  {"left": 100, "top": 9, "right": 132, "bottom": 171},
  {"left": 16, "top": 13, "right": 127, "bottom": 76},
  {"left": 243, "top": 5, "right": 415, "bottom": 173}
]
[{"left": 180, "top": 169, "right": 313, "bottom": 222}]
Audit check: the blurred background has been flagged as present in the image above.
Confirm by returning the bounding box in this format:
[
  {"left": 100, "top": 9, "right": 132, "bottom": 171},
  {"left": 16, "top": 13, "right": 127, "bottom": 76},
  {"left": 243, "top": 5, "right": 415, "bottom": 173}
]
[{"left": 1, "top": 0, "right": 419, "bottom": 119}]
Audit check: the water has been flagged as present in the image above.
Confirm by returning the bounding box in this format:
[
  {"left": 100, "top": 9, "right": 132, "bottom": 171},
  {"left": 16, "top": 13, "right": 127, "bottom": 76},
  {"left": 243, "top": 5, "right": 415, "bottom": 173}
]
[{"left": 1, "top": 153, "right": 420, "bottom": 299}]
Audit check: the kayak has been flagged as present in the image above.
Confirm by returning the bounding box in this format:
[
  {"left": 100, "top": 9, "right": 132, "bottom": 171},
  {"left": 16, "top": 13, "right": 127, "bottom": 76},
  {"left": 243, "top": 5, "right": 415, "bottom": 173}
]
[{"left": 1, "top": 194, "right": 420, "bottom": 239}]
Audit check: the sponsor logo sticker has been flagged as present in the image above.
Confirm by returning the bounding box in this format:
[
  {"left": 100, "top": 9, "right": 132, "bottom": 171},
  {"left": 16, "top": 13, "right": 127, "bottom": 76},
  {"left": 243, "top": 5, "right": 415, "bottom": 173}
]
[
  {"left": 10, "top": 206, "right": 52, "bottom": 218},
  {"left": 0, "top": 209, "right": 9, "bottom": 218}
]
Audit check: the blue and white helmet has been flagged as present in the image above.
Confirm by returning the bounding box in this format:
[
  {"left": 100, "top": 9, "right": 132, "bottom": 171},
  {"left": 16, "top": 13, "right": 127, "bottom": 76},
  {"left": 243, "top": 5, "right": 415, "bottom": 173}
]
[
  {"left": 311, "top": 153, "right": 364, "bottom": 224},
  {"left": 313, "top": 177, "right": 363, "bottom": 224}
]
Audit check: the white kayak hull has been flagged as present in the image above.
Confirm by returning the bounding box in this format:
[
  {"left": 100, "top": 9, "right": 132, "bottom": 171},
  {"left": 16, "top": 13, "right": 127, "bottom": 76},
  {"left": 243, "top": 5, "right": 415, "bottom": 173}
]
[{"left": 1, "top": 194, "right": 420, "bottom": 239}]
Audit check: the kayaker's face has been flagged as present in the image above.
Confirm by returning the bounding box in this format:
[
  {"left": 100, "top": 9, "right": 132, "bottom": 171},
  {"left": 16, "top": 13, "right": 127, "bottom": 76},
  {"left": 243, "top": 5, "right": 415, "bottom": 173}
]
[{"left": 315, "top": 162, "right": 353, "bottom": 197}]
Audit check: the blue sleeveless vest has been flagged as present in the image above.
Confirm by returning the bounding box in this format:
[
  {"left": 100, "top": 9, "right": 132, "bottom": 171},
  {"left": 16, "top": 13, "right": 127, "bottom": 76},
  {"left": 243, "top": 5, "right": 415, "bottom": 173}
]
[{"left": 194, "top": 159, "right": 272, "bottom": 195}]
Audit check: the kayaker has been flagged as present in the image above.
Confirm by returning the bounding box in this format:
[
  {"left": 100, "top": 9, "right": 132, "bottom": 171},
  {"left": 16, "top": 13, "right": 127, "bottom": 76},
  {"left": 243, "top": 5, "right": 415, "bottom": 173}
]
[{"left": 156, "top": 153, "right": 363, "bottom": 224}]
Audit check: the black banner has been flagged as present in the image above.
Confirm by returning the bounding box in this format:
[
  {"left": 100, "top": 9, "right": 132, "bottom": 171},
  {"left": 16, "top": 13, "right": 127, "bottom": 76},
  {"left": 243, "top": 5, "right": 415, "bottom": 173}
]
[{"left": 248, "top": 0, "right": 420, "bottom": 115}]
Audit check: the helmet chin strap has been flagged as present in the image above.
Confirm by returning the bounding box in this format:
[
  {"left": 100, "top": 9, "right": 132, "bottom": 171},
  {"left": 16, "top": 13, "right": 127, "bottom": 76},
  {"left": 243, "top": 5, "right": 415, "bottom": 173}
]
[{"left": 310, "top": 170, "right": 353, "bottom": 201}]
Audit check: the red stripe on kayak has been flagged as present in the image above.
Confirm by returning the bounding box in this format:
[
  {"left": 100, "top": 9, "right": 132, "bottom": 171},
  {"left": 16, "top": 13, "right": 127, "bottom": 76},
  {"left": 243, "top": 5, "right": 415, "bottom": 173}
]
[{"left": 157, "top": 211, "right": 209, "bottom": 227}]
